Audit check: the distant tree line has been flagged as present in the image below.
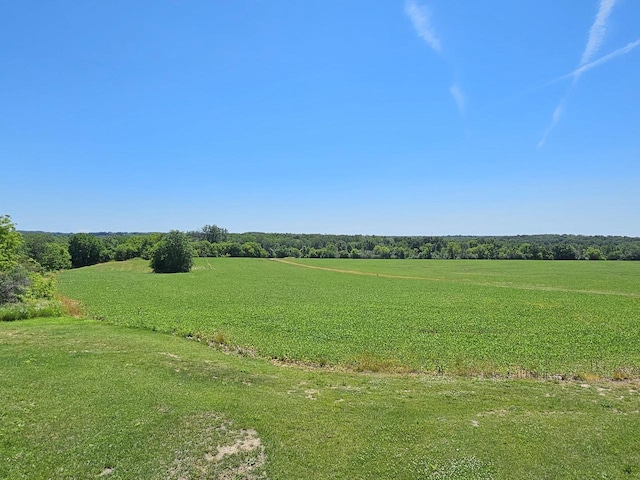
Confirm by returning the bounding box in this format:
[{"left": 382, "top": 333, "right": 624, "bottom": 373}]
[
  {"left": 190, "top": 230, "right": 640, "bottom": 261},
  {"left": 17, "top": 224, "right": 640, "bottom": 272}
]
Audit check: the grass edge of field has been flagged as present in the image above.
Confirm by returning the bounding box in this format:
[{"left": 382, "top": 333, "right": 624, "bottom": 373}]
[{"left": 2, "top": 315, "right": 640, "bottom": 479}]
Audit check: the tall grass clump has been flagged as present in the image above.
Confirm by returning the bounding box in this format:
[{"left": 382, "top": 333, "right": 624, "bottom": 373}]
[{"left": 0, "top": 299, "right": 62, "bottom": 321}]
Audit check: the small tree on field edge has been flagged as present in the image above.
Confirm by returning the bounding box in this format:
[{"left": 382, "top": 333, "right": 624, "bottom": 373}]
[{"left": 150, "top": 230, "right": 194, "bottom": 273}]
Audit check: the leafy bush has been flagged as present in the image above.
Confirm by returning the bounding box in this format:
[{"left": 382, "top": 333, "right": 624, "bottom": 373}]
[
  {"left": 0, "top": 263, "right": 56, "bottom": 305},
  {"left": 24, "top": 272, "right": 56, "bottom": 300},
  {"left": 150, "top": 231, "right": 194, "bottom": 273},
  {"left": 0, "top": 215, "right": 62, "bottom": 318},
  {"left": 0, "top": 264, "right": 31, "bottom": 304}
]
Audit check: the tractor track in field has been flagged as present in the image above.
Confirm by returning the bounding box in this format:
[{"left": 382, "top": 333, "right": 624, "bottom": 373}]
[{"left": 270, "top": 258, "right": 640, "bottom": 299}]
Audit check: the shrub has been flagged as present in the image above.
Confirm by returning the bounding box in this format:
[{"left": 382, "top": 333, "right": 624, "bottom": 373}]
[
  {"left": 150, "top": 231, "right": 194, "bottom": 273},
  {"left": 0, "top": 264, "right": 31, "bottom": 304},
  {"left": 24, "top": 272, "right": 56, "bottom": 300}
]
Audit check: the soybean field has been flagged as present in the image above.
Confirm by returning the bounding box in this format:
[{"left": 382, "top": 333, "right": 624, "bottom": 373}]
[{"left": 57, "top": 258, "right": 640, "bottom": 379}]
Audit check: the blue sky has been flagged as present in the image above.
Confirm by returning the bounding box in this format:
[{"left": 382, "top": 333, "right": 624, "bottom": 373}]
[{"left": 1, "top": 1, "right": 639, "bottom": 235}]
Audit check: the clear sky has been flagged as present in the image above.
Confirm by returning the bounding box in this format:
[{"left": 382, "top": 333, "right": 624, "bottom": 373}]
[{"left": 2, "top": 1, "right": 639, "bottom": 235}]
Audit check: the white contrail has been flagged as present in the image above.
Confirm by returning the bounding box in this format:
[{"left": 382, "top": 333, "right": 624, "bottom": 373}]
[
  {"left": 537, "top": 38, "right": 638, "bottom": 147},
  {"left": 536, "top": 38, "right": 640, "bottom": 91},
  {"left": 556, "top": 39, "right": 640, "bottom": 83},
  {"left": 405, "top": 2, "right": 468, "bottom": 118},
  {"left": 538, "top": 0, "right": 618, "bottom": 147},
  {"left": 537, "top": 100, "right": 567, "bottom": 149},
  {"left": 405, "top": 0, "right": 441, "bottom": 54},
  {"left": 580, "top": 0, "right": 616, "bottom": 67},
  {"left": 449, "top": 84, "right": 466, "bottom": 115}
]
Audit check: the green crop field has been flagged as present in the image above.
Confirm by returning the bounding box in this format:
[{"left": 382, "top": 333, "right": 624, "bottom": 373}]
[
  {"left": 57, "top": 258, "right": 640, "bottom": 379},
  {"left": 3, "top": 258, "right": 640, "bottom": 478}
]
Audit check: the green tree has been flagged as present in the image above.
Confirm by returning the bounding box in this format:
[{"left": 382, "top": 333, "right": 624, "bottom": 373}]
[
  {"left": 319, "top": 244, "right": 338, "bottom": 258},
  {"left": 0, "top": 215, "right": 30, "bottom": 304},
  {"left": 201, "top": 224, "right": 228, "bottom": 243},
  {"left": 584, "top": 246, "right": 604, "bottom": 260},
  {"left": 0, "top": 215, "right": 24, "bottom": 270},
  {"left": 517, "top": 243, "right": 534, "bottom": 260},
  {"left": 112, "top": 236, "right": 146, "bottom": 261},
  {"left": 219, "top": 241, "right": 242, "bottom": 257},
  {"left": 274, "top": 245, "right": 289, "bottom": 258},
  {"left": 418, "top": 243, "right": 434, "bottom": 259},
  {"left": 373, "top": 244, "right": 391, "bottom": 259},
  {"left": 240, "top": 242, "right": 268, "bottom": 258},
  {"left": 552, "top": 244, "right": 578, "bottom": 260},
  {"left": 446, "top": 241, "right": 462, "bottom": 259},
  {"left": 68, "top": 233, "right": 103, "bottom": 268},
  {"left": 0, "top": 215, "right": 60, "bottom": 307},
  {"left": 141, "top": 233, "right": 164, "bottom": 260},
  {"left": 192, "top": 240, "right": 219, "bottom": 257},
  {"left": 0, "top": 216, "right": 54, "bottom": 304},
  {"left": 150, "top": 231, "right": 194, "bottom": 273},
  {"left": 41, "top": 243, "right": 72, "bottom": 270},
  {"left": 23, "top": 233, "right": 55, "bottom": 265}
]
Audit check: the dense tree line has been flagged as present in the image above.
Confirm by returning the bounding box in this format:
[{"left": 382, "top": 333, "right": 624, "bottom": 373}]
[
  {"left": 17, "top": 225, "right": 640, "bottom": 272},
  {"left": 213, "top": 231, "right": 640, "bottom": 261}
]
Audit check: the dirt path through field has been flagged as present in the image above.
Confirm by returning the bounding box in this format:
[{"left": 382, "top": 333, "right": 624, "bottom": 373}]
[{"left": 270, "top": 258, "right": 640, "bottom": 298}]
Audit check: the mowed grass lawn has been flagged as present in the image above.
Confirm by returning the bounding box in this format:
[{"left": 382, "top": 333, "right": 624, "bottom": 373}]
[
  {"left": 58, "top": 258, "right": 640, "bottom": 379},
  {"left": 1, "top": 317, "right": 639, "bottom": 479}
]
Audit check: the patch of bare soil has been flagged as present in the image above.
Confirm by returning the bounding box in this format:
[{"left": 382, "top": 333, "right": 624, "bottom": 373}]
[{"left": 162, "top": 413, "right": 267, "bottom": 480}]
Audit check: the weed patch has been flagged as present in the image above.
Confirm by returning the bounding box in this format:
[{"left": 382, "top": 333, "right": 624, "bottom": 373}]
[
  {"left": 0, "top": 299, "right": 62, "bottom": 321},
  {"left": 57, "top": 295, "right": 84, "bottom": 317}
]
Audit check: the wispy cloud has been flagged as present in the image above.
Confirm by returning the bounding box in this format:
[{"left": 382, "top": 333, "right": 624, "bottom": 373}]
[
  {"left": 537, "top": 99, "right": 567, "bottom": 149},
  {"left": 449, "top": 84, "right": 466, "bottom": 114},
  {"left": 405, "top": 0, "right": 441, "bottom": 54},
  {"left": 553, "top": 39, "right": 640, "bottom": 84},
  {"left": 580, "top": 0, "right": 616, "bottom": 68},
  {"left": 538, "top": 0, "right": 617, "bottom": 148},
  {"left": 405, "top": 1, "right": 468, "bottom": 118}
]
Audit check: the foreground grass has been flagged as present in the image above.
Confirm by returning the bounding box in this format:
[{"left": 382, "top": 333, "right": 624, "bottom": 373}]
[
  {"left": 57, "top": 258, "right": 640, "bottom": 378},
  {"left": 1, "top": 317, "right": 639, "bottom": 479}
]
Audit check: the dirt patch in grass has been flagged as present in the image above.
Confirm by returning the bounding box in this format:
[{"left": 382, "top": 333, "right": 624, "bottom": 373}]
[
  {"left": 99, "top": 466, "right": 114, "bottom": 476},
  {"left": 163, "top": 413, "right": 267, "bottom": 480}
]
